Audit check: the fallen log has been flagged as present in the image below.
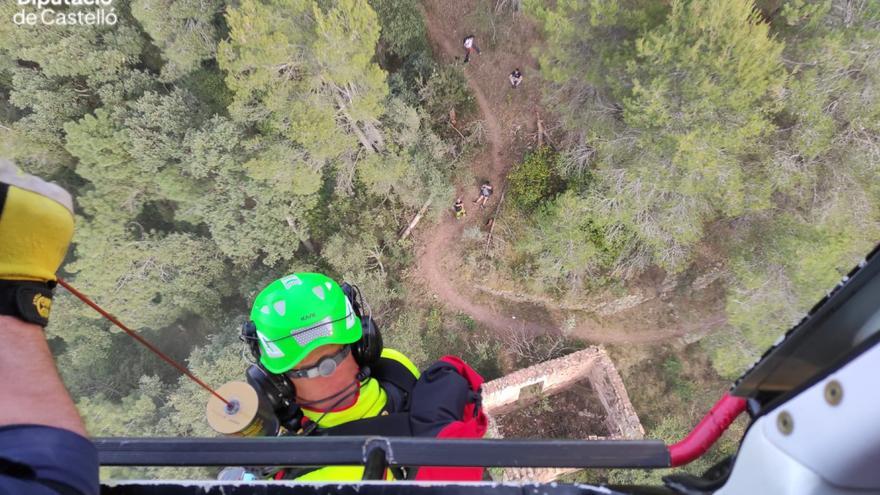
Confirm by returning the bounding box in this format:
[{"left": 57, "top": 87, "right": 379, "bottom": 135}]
[{"left": 399, "top": 198, "right": 433, "bottom": 242}]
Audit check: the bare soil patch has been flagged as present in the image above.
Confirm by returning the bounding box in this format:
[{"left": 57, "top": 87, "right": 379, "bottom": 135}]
[{"left": 494, "top": 381, "right": 609, "bottom": 439}]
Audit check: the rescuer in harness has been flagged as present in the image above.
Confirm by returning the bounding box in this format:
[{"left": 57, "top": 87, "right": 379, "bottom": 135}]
[{"left": 235, "top": 273, "right": 488, "bottom": 481}]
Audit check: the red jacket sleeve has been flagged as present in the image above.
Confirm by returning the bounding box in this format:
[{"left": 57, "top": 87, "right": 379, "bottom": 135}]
[{"left": 411, "top": 356, "right": 488, "bottom": 481}]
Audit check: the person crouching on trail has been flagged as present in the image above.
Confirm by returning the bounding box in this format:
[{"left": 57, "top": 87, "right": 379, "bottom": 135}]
[
  {"left": 463, "top": 35, "right": 481, "bottom": 63},
  {"left": 236, "top": 273, "right": 488, "bottom": 481},
  {"left": 453, "top": 198, "right": 467, "bottom": 219},
  {"left": 473, "top": 181, "right": 493, "bottom": 208},
  {"left": 509, "top": 68, "right": 523, "bottom": 88}
]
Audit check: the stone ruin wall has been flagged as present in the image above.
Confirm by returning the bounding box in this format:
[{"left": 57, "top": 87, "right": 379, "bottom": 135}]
[
  {"left": 481, "top": 346, "right": 602, "bottom": 414},
  {"left": 481, "top": 346, "right": 644, "bottom": 483},
  {"left": 587, "top": 355, "right": 644, "bottom": 439}
]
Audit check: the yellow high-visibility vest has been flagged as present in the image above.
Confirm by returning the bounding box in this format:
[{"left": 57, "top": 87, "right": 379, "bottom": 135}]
[{"left": 295, "top": 348, "right": 419, "bottom": 481}]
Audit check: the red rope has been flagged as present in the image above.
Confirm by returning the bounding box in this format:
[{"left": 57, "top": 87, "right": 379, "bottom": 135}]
[{"left": 57, "top": 278, "right": 230, "bottom": 406}]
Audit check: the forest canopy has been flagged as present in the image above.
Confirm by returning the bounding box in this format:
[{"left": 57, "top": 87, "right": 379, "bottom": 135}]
[
  {"left": 520, "top": 0, "right": 879, "bottom": 376},
  {"left": 0, "top": 0, "right": 477, "bottom": 458},
  {"left": 0, "top": 0, "right": 877, "bottom": 482}
]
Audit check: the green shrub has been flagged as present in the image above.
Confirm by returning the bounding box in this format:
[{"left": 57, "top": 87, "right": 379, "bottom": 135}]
[
  {"left": 508, "top": 146, "right": 561, "bottom": 210},
  {"left": 369, "top": 0, "right": 429, "bottom": 61},
  {"left": 419, "top": 64, "right": 476, "bottom": 123}
]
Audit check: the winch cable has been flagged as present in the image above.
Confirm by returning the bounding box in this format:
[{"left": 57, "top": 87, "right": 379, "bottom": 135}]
[{"left": 57, "top": 277, "right": 231, "bottom": 407}]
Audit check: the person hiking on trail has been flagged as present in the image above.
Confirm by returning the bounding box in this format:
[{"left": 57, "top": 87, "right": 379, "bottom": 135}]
[
  {"left": 473, "top": 181, "right": 493, "bottom": 208},
  {"left": 462, "top": 35, "right": 481, "bottom": 63},
  {"left": 231, "top": 273, "right": 488, "bottom": 481},
  {"left": 453, "top": 198, "right": 467, "bottom": 219},
  {"left": 509, "top": 68, "right": 523, "bottom": 88}
]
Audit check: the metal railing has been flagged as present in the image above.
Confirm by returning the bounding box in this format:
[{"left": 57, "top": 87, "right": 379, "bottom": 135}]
[{"left": 96, "top": 436, "right": 670, "bottom": 469}]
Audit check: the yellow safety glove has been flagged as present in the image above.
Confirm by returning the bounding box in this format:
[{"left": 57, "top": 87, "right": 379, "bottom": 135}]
[{"left": 0, "top": 158, "right": 74, "bottom": 326}]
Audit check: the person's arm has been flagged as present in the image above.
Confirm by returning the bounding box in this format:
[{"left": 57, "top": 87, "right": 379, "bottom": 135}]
[
  {"left": 408, "top": 361, "right": 471, "bottom": 437},
  {"left": 0, "top": 160, "right": 98, "bottom": 495},
  {"left": 0, "top": 316, "right": 86, "bottom": 435}
]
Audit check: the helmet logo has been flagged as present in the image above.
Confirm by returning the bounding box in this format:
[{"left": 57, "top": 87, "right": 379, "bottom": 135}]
[
  {"left": 257, "top": 331, "right": 285, "bottom": 358},
  {"left": 281, "top": 275, "right": 302, "bottom": 289}
]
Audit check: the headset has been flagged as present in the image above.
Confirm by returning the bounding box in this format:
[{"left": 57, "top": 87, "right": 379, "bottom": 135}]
[{"left": 240, "top": 282, "right": 383, "bottom": 431}]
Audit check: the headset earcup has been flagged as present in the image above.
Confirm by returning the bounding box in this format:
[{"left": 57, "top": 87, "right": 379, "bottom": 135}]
[
  {"left": 340, "top": 282, "right": 363, "bottom": 316},
  {"left": 353, "top": 316, "right": 383, "bottom": 368},
  {"left": 341, "top": 281, "right": 382, "bottom": 367},
  {"left": 246, "top": 364, "right": 302, "bottom": 430},
  {"left": 242, "top": 321, "right": 262, "bottom": 361}
]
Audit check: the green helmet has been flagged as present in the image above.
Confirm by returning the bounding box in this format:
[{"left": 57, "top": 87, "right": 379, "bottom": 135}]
[{"left": 250, "top": 273, "right": 362, "bottom": 374}]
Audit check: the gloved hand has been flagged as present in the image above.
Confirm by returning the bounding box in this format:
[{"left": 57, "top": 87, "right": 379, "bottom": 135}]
[{"left": 0, "top": 158, "right": 74, "bottom": 325}]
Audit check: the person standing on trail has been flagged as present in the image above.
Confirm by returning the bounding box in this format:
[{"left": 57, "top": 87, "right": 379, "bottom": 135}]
[
  {"left": 509, "top": 68, "right": 523, "bottom": 88},
  {"left": 231, "top": 273, "right": 488, "bottom": 481},
  {"left": 453, "top": 198, "right": 467, "bottom": 219},
  {"left": 463, "top": 35, "right": 481, "bottom": 63},
  {"left": 473, "top": 181, "right": 493, "bottom": 209}
]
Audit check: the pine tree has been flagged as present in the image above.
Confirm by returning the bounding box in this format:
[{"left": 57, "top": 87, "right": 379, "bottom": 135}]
[
  {"left": 219, "top": 0, "right": 387, "bottom": 173},
  {"left": 132, "top": 0, "right": 225, "bottom": 81}
]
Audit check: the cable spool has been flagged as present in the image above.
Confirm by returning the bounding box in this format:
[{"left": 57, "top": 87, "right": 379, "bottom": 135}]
[{"left": 207, "top": 381, "right": 280, "bottom": 437}]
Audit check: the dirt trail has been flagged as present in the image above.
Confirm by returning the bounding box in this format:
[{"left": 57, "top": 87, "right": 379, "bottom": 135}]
[{"left": 414, "top": 1, "right": 707, "bottom": 345}]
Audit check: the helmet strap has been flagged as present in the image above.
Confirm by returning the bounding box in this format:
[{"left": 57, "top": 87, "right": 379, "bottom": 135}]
[{"left": 356, "top": 365, "right": 371, "bottom": 382}]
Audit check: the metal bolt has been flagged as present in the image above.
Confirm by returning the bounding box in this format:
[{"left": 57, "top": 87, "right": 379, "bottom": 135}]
[
  {"left": 824, "top": 380, "right": 843, "bottom": 406},
  {"left": 777, "top": 411, "right": 793, "bottom": 435}
]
